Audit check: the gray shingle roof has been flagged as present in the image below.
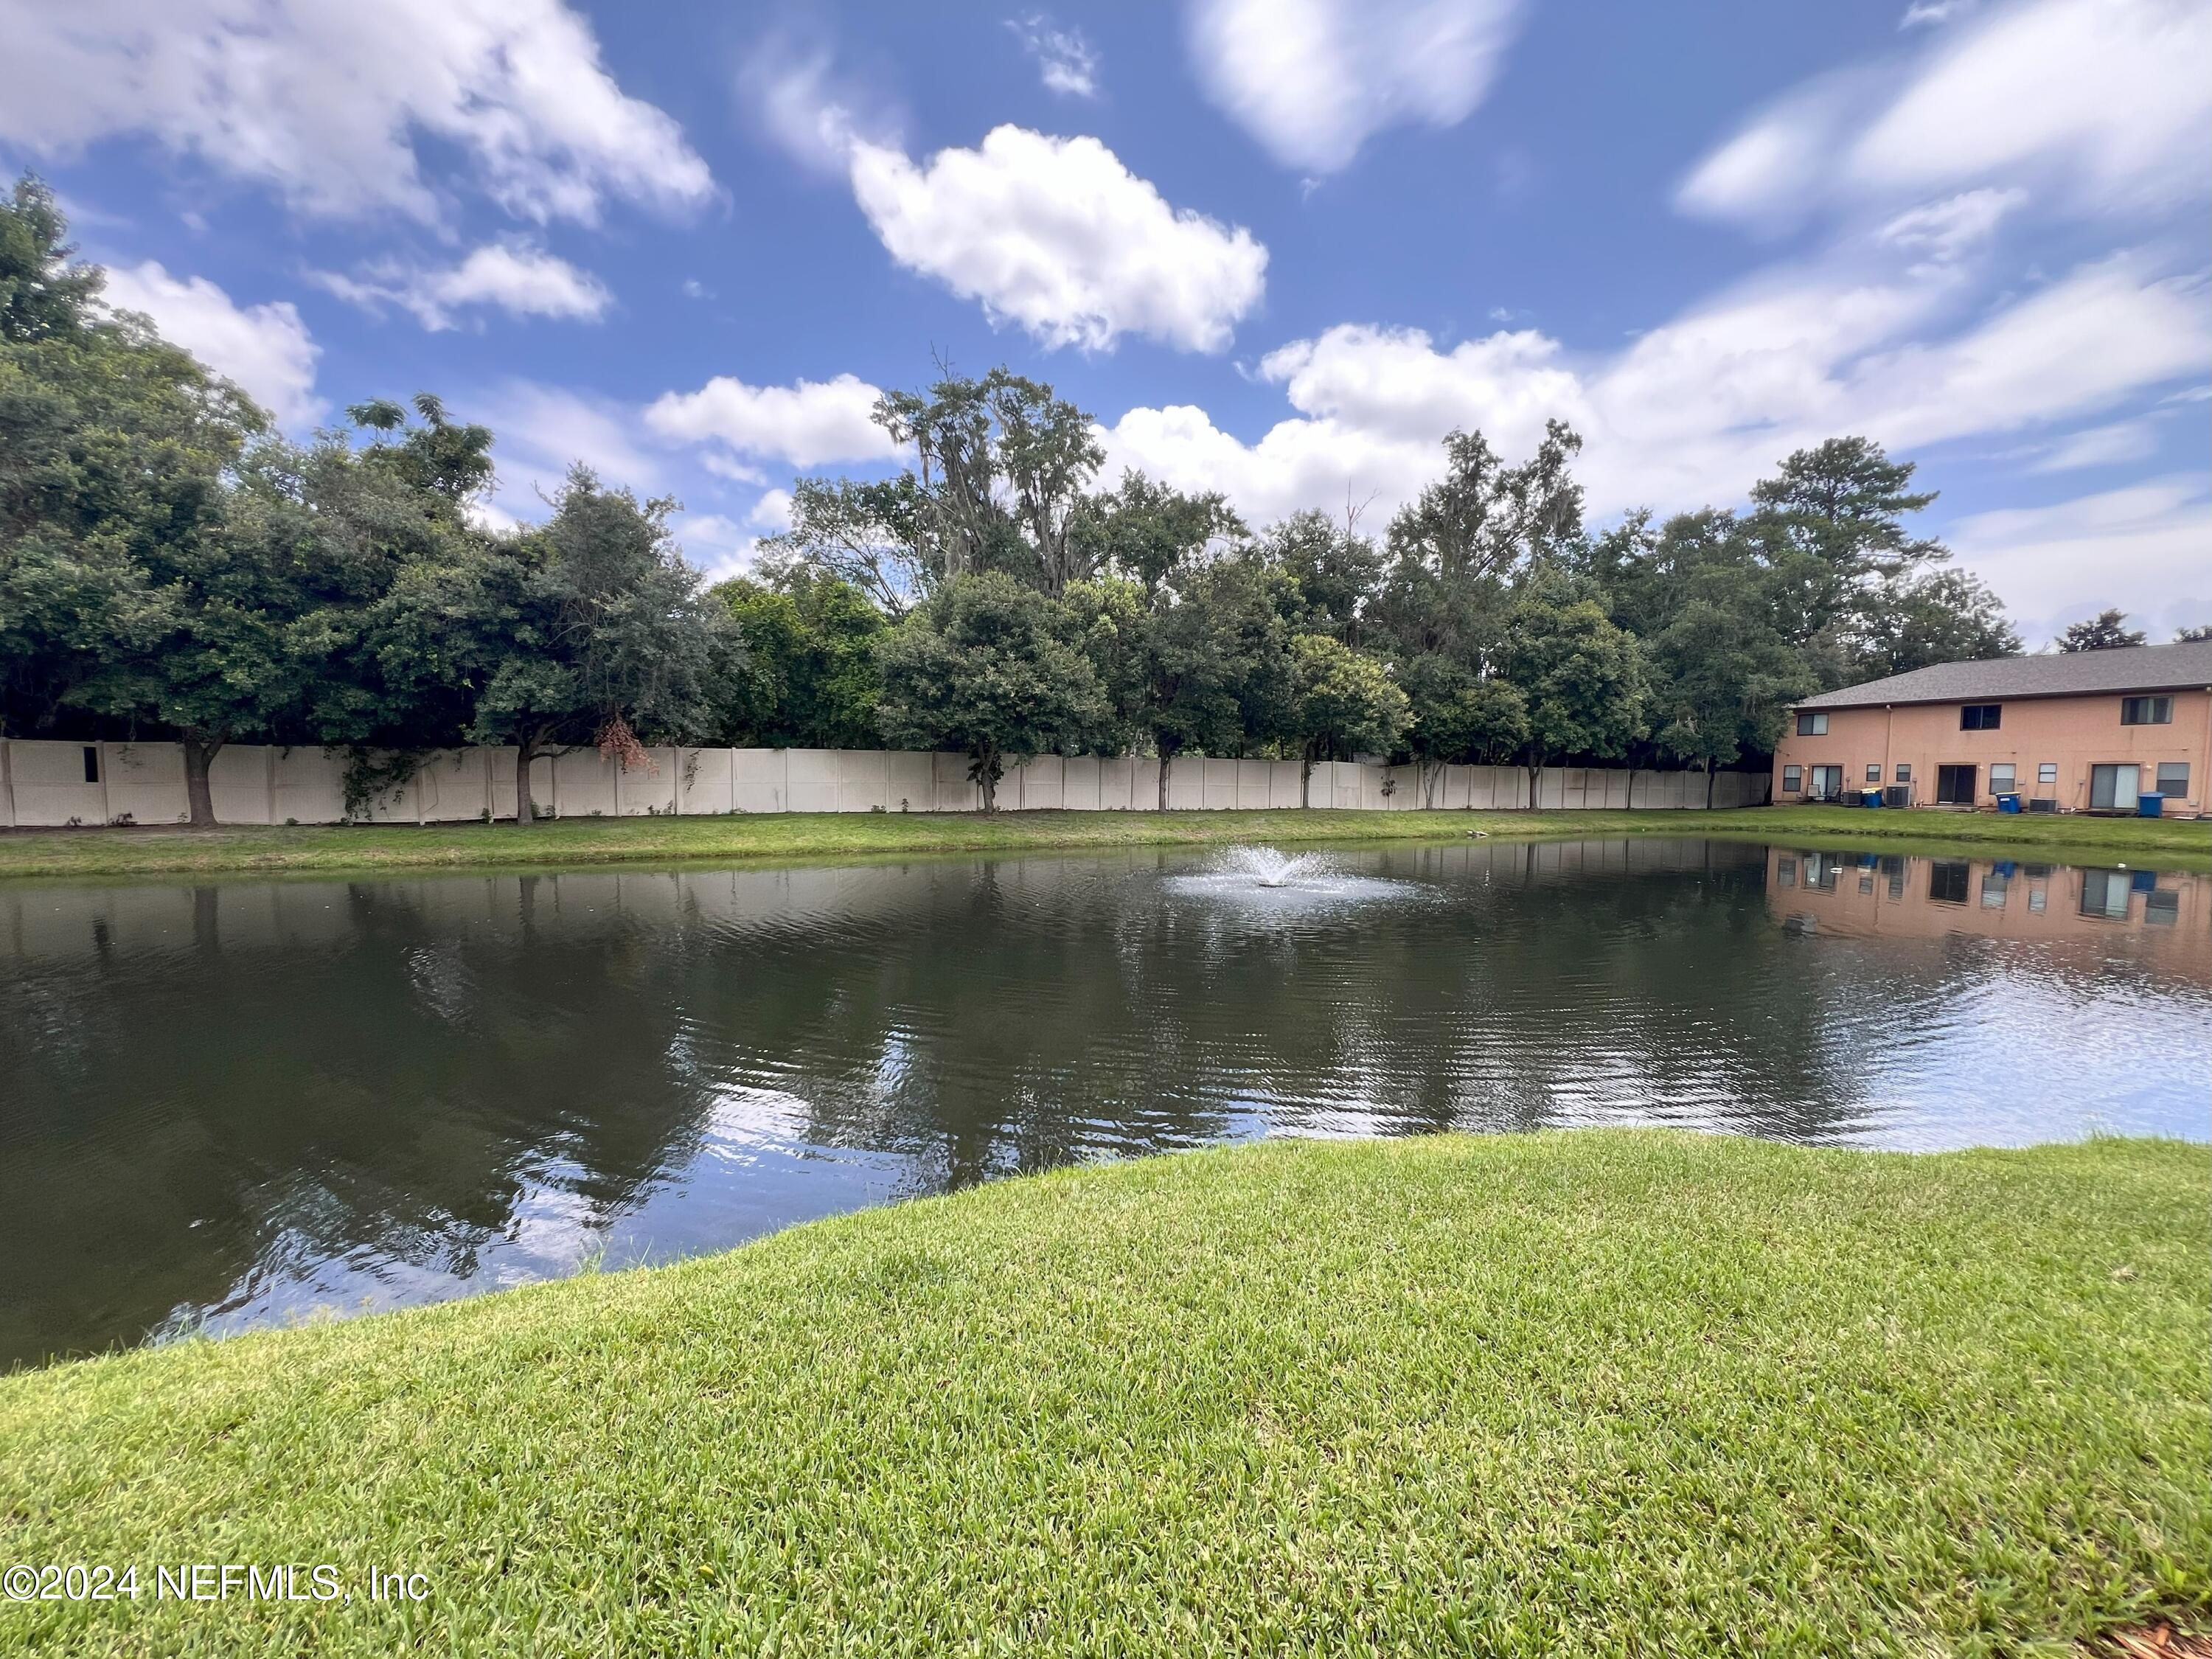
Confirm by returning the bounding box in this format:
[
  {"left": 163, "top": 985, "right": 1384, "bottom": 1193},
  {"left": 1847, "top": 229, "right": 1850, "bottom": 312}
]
[{"left": 1796, "top": 639, "right": 2212, "bottom": 709}]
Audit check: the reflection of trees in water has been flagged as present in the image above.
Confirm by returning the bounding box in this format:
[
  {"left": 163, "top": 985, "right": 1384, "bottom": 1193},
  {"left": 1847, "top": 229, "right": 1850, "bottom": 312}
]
[
  {"left": 0, "top": 876, "right": 733, "bottom": 1364},
  {"left": 8, "top": 840, "right": 2202, "bottom": 1366}
]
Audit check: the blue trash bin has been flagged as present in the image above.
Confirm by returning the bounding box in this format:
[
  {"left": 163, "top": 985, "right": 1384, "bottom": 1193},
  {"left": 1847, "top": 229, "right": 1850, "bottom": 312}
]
[
  {"left": 1860, "top": 790, "right": 1882, "bottom": 808},
  {"left": 1996, "top": 793, "right": 2023, "bottom": 814},
  {"left": 2138, "top": 792, "right": 2164, "bottom": 818}
]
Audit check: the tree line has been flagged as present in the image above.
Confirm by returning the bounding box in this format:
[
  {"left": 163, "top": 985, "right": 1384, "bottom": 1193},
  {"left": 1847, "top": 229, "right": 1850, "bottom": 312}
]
[{"left": 2, "top": 175, "right": 2143, "bottom": 827}]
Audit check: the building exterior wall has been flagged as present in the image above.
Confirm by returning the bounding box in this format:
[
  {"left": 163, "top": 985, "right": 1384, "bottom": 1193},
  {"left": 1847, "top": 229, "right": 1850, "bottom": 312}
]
[
  {"left": 0, "top": 739, "right": 1771, "bottom": 829},
  {"left": 1772, "top": 687, "right": 2210, "bottom": 814}
]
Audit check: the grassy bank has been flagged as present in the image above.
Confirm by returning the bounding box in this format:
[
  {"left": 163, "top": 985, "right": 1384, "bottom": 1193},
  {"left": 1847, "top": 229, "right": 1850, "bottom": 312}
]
[
  {"left": 2, "top": 1131, "right": 2204, "bottom": 1657},
  {"left": 1, "top": 800, "right": 2203, "bottom": 880}
]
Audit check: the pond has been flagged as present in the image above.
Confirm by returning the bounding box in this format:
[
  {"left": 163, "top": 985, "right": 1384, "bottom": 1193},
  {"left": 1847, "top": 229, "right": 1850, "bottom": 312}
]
[{"left": 3, "top": 837, "right": 2206, "bottom": 1369}]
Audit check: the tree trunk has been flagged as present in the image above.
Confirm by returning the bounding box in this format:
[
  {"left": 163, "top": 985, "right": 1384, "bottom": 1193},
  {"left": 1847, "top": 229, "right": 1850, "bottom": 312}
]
[
  {"left": 1706, "top": 762, "right": 1718, "bottom": 810},
  {"left": 181, "top": 734, "right": 224, "bottom": 828},
  {"left": 515, "top": 740, "right": 536, "bottom": 825},
  {"left": 977, "top": 748, "right": 1000, "bottom": 813},
  {"left": 1157, "top": 751, "right": 1172, "bottom": 813},
  {"left": 1301, "top": 753, "right": 1314, "bottom": 809}
]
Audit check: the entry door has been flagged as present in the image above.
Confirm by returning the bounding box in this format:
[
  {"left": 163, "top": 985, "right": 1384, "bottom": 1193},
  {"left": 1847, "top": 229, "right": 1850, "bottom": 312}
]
[
  {"left": 1808, "top": 765, "right": 1844, "bottom": 801},
  {"left": 2090, "top": 764, "right": 2139, "bottom": 810},
  {"left": 1936, "top": 764, "right": 1978, "bottom": 804}
]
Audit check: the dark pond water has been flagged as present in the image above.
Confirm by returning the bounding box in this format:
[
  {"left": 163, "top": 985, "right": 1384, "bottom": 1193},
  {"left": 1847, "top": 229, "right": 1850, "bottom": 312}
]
[{"left": 4, "top": 837, "right": 2206, "bottom": 1368}]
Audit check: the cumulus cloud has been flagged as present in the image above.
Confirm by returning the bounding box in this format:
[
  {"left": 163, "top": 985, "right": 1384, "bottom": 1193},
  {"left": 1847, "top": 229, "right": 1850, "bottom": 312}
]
[
  {"left": 847, "top": 125, "right": 1267, "bottom": 352},
  {"left": 1680, "top": 0, "right": 2212, "bottom": 225},
  {"left": 1186, "top": 0, "right": 1523, "bottom": 173},
  {"left": 314, "top": 243, "right": 611, "bottom": 330},
  {"left": 1008, "top": 15, "right": 1100, "bottom": 97},
  {"left": 0, "top": 0, "right": 713, "bottom": 224},
  {"left": 469, "top": 380, "right": 673, "bottom": 525},
  {"left": 1098, "top": 245, "right": 2210, "bottom": 529},
  {"left": 644, "top": 373, "right": 900, "bottom": 470},
  {"left": 100, "top": 261, "right": 322, "bottom": 426}
]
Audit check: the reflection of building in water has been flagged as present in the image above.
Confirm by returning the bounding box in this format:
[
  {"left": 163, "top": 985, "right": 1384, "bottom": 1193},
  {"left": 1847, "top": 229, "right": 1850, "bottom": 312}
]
[{"left": 1766, "top": 848, "right": 2209, "bottom": 978}]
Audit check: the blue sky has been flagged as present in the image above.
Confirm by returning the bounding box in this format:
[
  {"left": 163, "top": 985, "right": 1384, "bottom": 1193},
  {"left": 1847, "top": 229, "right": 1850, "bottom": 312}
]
[{"left": 4, "top": 0, "right": 2206, "bottom": 644}]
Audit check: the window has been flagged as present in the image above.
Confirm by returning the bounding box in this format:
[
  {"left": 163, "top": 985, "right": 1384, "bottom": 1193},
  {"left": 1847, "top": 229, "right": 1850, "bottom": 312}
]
[
  {"left": 1929, "top": 862, "right": 1970, "bottom": 904},
  {"left": 2037, "top": 762, "right": 2057, "bottom": 785},
  {"left": 1980, "top": 870, "right": 2009, "bottom": 909},
  {"left": 1961, "top": 703, "right": 2001, "bottom": 731},
  {"left": 1865, "top": 764, "right": 1882, "bottom": 783},
  {"left": 1796, "top": 712, "right": 1829, "bottom": 736},
  {"left": 1782, "top": 765, "right": 1802, "bottom": 793},
  {"left": 2146, "top": 888, "right": 2180, "bottom": 927},
  {"left": 1893, "top": 763, "right": 1911, "bottom": 784},
  {"left": 2121, "top": 696, "right": 2172, "bottom": 726},
  {"left": 80, "top": 745, "right": 100, "bottom": 785},
  {"left": 1989, "top": 764, "right": 2017, "bottom": 793},
  {"left": 1776, "top": 855, "right": 1798, "bottom": 888},
  {"left": 2156, "top": 762, "right": 2190, "bottom": 798}
]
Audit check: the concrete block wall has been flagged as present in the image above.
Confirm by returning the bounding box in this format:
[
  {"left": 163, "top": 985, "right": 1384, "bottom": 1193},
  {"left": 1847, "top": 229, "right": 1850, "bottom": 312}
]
[{"left": 0, "top": 737, "right": 1768, "bottom": 828}]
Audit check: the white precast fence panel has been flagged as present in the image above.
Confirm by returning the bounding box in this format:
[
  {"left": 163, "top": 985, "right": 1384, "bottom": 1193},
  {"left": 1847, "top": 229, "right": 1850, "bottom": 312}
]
[{"left": 0, "top": 738, "right": 1769, "bottom": 828}]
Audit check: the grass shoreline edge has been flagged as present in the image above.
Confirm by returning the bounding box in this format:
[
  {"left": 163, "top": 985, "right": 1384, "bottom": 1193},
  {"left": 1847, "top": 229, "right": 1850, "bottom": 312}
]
[
  {"left": 1, "top": 801, "right": 2205, "bottom": 880},
  {"left": 2, "top": 1129, "right": 2205, "bottom": 1656}
]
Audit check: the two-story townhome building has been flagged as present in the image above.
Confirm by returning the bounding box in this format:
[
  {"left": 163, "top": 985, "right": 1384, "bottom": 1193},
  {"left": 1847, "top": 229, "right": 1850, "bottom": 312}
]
[{"left": 1771, "top": 639, "right": 2211, "bottom": 816}]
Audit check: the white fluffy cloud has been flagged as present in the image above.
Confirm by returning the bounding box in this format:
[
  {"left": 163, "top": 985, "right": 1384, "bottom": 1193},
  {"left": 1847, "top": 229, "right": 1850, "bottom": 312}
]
[
  {"left": 1947, "top": 476, "right": 2212, "bottom": 644},
  {"left": 316, "top": 243, "right": 611, "bottom": 330},
  {"left": 847, "top": 125, "right": 1267, "bottom": 352},
  {"left": 1680, "top": 0, "right": 2212, "bottom": 223},
  {"left": 1098, "top": 246, "right": 2211, "bottom": 530},
  {"left": 99, "top": 260, "right": 321, "bottom": 426},
  {"left": 0, "top": 0, "right": 713, "bottom": 224},
  {"left": 644, "top": 374, "right": 900, "bottom": 470},
  {"left": 1186, "top": 0, "right": 1523, "bottom": 174}
]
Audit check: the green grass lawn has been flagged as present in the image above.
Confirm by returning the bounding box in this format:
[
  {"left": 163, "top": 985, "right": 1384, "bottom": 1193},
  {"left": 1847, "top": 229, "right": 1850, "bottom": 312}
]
[
  {"left": 2, "top": 1131, "right": 2204, "bottom": 1657},
  {"left": 1, "top": 801, "right": 2202, "bottom": 880}
]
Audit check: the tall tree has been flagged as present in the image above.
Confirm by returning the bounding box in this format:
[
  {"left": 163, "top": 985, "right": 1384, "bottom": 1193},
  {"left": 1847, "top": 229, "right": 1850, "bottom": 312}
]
[
  {"left": 1263, "top": 510, "right": 1383, "bottom": 644},
  {"left": 1500, "top": 575, "right": 1646, "bottom": 807},
  {"left": 0, "top": 175, "right": 264, "bottom": 770},
  {"left": 876, "top": 572, "right": 1110, "bottom": 811},
  {"left": 2055, "top": 608, "right": 2147, "bottom": 652},
  {"left": 1279, "top": 634, "right": 1410, "bottom": 807},
  {"left": 468, "top": 468, "right": 731, "bottom": 824},
  {"left": 1397, "top": 653, "right": 1530, "bottom": 801},
  {"left": 1072, "top": 471, "right": 1245, "bottom": 594},
  {"left": 874, "top": 368, "right": 1104, "bottom": 595},
  {"left": 1370, "top": 421, "right": 1586, "bottom": 669},
  {"left": 1854, "top": 568, "right": 2020, "bottom": 678},
  {"left": 759, "top": 474, "right": 931, "bottom": 619},
  {"left": 1137, "top": 557, "right": 1294, "bottom": 809}
]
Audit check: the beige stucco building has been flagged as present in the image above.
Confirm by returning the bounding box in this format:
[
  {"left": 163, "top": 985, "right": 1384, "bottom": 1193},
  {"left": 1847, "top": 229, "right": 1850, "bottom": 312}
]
[{"left": 1771, "top": 639, "right": 2212, "bottom": 817}]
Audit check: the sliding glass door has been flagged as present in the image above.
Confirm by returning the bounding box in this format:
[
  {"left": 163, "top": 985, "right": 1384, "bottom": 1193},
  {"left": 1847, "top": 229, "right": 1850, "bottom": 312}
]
[
  {"left": 2089, "top": 764, "right": 2140, "bottom": 811},
  {"left": 1935, "top": 765, "right": 1978, "bottom": 804}
]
